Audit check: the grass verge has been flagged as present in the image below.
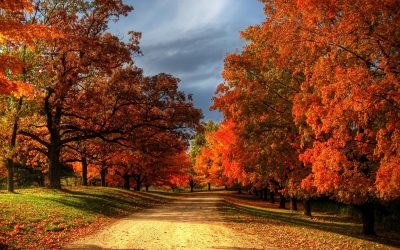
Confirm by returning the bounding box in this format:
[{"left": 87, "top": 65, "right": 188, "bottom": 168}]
[
  {"left": 222, "top": 194, "right": 400, "bottom": 249},
  {"left": 0, "top": 187, "right": 171, "bottom": 249}
]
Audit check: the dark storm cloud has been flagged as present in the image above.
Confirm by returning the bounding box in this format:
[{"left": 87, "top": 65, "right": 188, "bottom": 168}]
[
  {"left": 139, "top": 27, "right": 229, "bottom": 74},
  {"left": 110, "top": 0, "right": 265, "bottom": 121}
]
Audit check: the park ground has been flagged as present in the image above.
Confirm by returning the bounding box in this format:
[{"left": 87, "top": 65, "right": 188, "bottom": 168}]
[{"left": 0, "top": 188, "right": 399, "bottom": 249}]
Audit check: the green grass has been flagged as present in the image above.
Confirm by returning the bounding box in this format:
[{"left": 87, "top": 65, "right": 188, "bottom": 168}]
[{"left": 0, "top": 187, "right": 171, "bottom": 249}]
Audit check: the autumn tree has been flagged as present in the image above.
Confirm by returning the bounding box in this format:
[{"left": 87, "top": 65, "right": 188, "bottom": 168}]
[
  {"left": 190, "top": 120, "right": 218, "bottom": 190},
  {"left": 98, "top": 70, "right": 201, "bottom": 190},
  {"left": 213, "top": 0, "right": 399, "bottom": 235},
  {"left": 205, "top": 121, "right": 246, "bottom": 191},
  {"left": 212, "top": 21, "right": 305, "bottom": 209},
  {"left": 139, "top": 150, "right": 192, "bottom": 192},
  {"left": 18, "top": 0, "right": 139, "bottom": 188},
  {"left": 0, "top": 0, "right": 52, "bottom": 96},
  {"left": 281, "top": 0, "right": 400, "bottom": 235},
  {"left": 0, "top": 0, "right": 60, "bottom": 192},
  {"left": 62, "top": 66, "right": 201, "bottom": 190},
  {"left": 1, "top": 0, "right": 202, "bottom": 193}
]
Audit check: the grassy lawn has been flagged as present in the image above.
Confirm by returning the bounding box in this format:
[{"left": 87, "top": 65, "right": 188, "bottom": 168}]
[
  {"left": 0, "top": 187, "right": 172, "bottom": 249},
  {"left": 222, "top": 193, "right": 400, "bottom": 249}
]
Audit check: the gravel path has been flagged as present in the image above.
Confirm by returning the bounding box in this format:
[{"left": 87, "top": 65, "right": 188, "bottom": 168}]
[{"left": 66, "top": 192, "right": 273, "bottom": 250}]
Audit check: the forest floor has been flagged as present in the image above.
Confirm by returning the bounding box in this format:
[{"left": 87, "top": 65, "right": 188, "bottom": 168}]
[{"left": 66, "top": 191, "right": 400, "bottom": 250}]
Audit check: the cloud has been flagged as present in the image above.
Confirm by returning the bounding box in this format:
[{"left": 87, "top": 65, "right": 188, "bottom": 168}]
[
  {"left": 175, "top": 0, "right": 231, "bottom": 31},
  {"left": 138, "top": 26, "right": 230, "bottom": 75},
  {"left": 110, "top": 0, "right": 265, "bottom": 121}
]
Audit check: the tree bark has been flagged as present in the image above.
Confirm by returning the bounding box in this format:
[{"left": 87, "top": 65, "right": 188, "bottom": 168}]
[
  {"left": 6, "top": 160, "right": 14, "bottom": 192},
  {"left": 37, "top": 174, "right": 45, "bottom": 187},
  {"left": 123, "top": 173, "right": 130, "bottom": 190},
  {"left": 100, "top": 168, "right": 107, "bottom": 187},
  {"left": 224, "top": 185, "right": 228, "bottom": 190},
  {"left": 279, "top": 193, "right": 286, "bottom": 208},
  {"left": 135, "top": 174, "right": 142, "bottom": 191},
  {"left": 263, "top": 187, "right": 269, "bottom": 201},
  {"left": 145, "top": 185, "right": 149, "bottom": 192},
  {"left": 189, "top": 179, "right": 195, "bottom": 192},
  {"left": 48, "top": 148, "right": 62, "bottom": 189},
  {"left": 208, "top": 182, "right": 211, "bottom": 191},
  {"left": 303, "top": 199, "right": 312, "bottom": 216},
  {"left": 270, "top": 191, "right": 275, "bottom": 203},
  {"left": 81, "top": 157, "right": 88, "bottom": 186},
  {"left": 7, "top": 48, "right": 26, "bottom": 192},
  {"left": 360, "top": 203, "right": 375, "bottom": 235},
  {"left": 290, "top": 197, "right": 298, "bottom": 211}
]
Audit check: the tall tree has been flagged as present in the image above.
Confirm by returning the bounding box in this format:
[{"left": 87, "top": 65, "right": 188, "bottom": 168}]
[
  {"left": 223, "top": 0, "right": 400, "bottom": 234},
  {"left": 190, "top": 120, "right": 218, "bottom": 190},
  {"left": 0, "top": 0, "right": 59, "bottom": 192},
  {"left": 18, "top": 0, "right": 138, "bottom": 188},
  {"left": 211, "top": 19, "right": 305, "bottom": 205}
]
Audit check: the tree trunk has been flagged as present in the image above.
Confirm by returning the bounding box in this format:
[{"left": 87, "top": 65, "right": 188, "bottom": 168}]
[
  {"left": 100, "top": 168, "right": 107, "bottom": 187},
  {"left": 135, "top": 174, "right": 142, "bottom": 191},
  {"left": 303, "top": 199, "right": 312, "bottom": 216},
  {"left": 123, "top": 173, "right": 130, "bottom": 190},
  {"left": 290, "top": 197, "right": 298, "bottom": 211},
  {"left": 6, "top": 97, "right": 23, "bottom": 192},
  {"left": 6, "top": 160, "right": 14, "bottom": 192},
  {"left": 44, "top": 83, "right": 63, "bottom": 189},
  {"left": 238, "top": 187, "right": 242, "bottom": 194},
  {"left": 360, "top": 203, "right": 375, "bottom": 235},
  {"left": 255, "top": 189, "right": 259, "bottom": 197},
  {"left": 7, "top": 50, "right": 25, "bottom": 192},
  {"left": 37, "top": 174, "right": 45, "bottom": 187},
  {"left": 270, "top": 192, "right": 275, "bottom": 203},
  {"left": 224, "top": 185, "right": 228, "bottom": 190},
  {"left": 136, "top": 174, "right": 142, "bottom": 191},
  {"left": 145, "top": 185, "right": 149, "bottom": 192},
  {"left": 48, "top": 148, "right": 62, "bottom": 189},
  {"left": 263, "top": 187, "right": 269, "bottom": 201},
  {"left": 81, "top": 157, "right": 88, "bottom": 186},
  {"left": 279, "top": 193, "right": 286, "bottom": 208},
  {"left": 208, "top": 182, "right": 211, "bottom": 191},
  {"left": 189, "top": 179, "right": 195, "bottom": 192}
]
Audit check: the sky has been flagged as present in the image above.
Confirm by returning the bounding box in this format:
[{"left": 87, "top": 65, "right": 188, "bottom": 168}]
[{"left": 110, "top": 0, "right": 265, "bottom": 122}]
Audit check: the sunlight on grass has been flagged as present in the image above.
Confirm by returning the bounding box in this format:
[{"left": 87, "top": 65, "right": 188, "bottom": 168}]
[{"left": 0, "top": 187, "right": 167, "bottom": 249}]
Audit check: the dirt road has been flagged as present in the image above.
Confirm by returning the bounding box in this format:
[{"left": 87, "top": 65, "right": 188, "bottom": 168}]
[{"left": 66, "top": 192, "right": 272, "bottom": 249}]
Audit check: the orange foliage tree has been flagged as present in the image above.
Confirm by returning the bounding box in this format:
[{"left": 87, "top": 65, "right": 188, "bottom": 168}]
[
  {"left": 0, "top": 0, "right": 60, "bottom": 192},
  {"left": 211, "top": 18, "right": 306, "bottom": 209},
  {"left": 57, "top": 66, "right": 201, "bottom": 190},
  {"left": 17, "top": 0, "right": 138, "bottom": 188},
  {"left": 0, "top": 0, "right": 43, "bottom": 96},
  {"left": 210, "top": 0, "right": 399, "bottom": 235},
  {"left": 0, "top": 0, "right": 202, "bottom": 191},
  {"left": 275, "top": 0, "right": 399, "bottom": 235},
  {"left": 190, "top": 120, "right": 222, "bottom": 190}
]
